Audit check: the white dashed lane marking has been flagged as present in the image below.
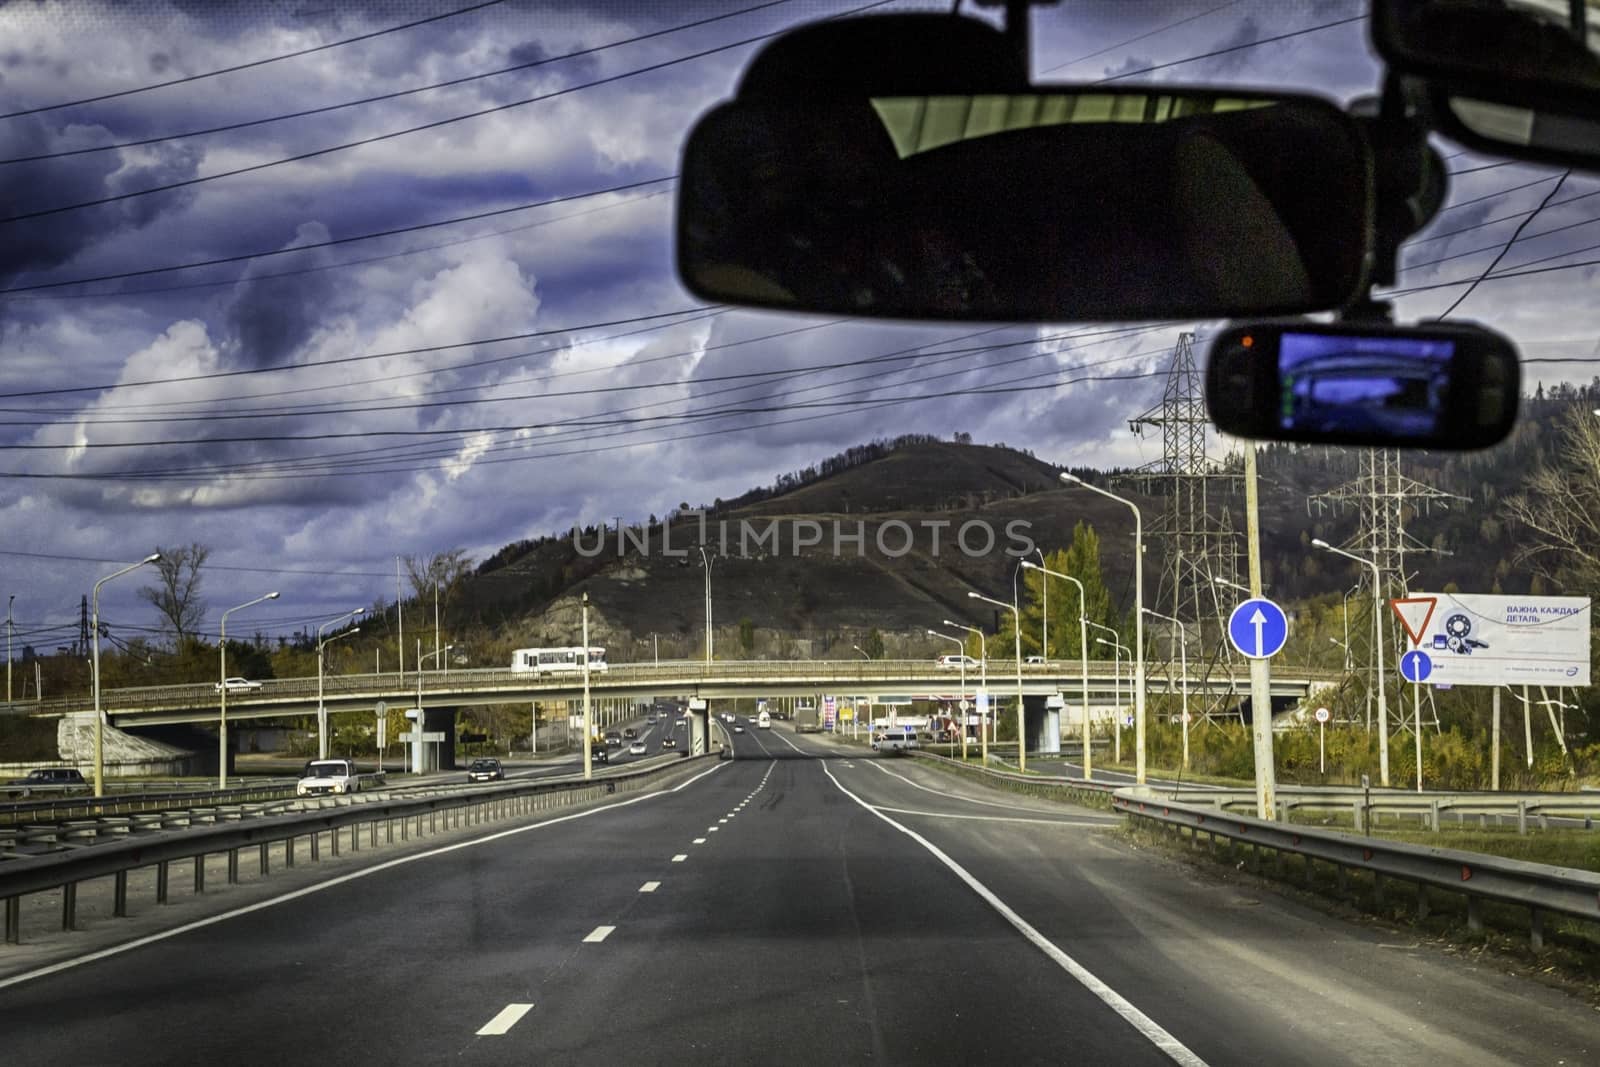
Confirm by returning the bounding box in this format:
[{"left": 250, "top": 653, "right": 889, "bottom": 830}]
[
  {"left": 583, "top": 926, "right": 615, "bottom": 943},
  {"left": 671, "top": 854, "right": 688, "bottom": 862},
  {"left": 477, "top": 1004, "right": 534, "bottom": 1036},
  {"left": 640, "top": 881, "right": 660, "bottom": 893}
]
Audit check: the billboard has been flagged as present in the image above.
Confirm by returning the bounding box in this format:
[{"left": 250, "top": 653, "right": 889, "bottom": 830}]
[{"left": 1404, "top": 593, "right": 1591, "bottom": 687}]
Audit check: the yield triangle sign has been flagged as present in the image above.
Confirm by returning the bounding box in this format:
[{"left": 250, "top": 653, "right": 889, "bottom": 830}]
[{"left": 1389, "top": 596, "right": 1437, "bottom": 647}]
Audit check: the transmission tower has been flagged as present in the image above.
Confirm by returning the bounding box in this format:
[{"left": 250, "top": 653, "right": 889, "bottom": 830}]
[
  {"left": 1310, "top": 449, "right": 1468, "bottom": 732},
  {"left": 1120, "top": 332, "right": 1246, "bottom": 722}
]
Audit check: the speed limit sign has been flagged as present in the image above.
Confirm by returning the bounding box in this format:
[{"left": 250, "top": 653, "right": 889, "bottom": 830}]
[{"left": 1314, "top": 707, "right": 1330, "bottom": 724}]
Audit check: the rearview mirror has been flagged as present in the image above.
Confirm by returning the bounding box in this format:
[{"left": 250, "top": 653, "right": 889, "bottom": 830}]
[
  {"left": 1374, "top": 0, "right": 1600, "bottom": 171},
  {"left": 1205, "top": 319, "right": 1520, "bottom": 450},
  {"left": 677, "top": 88, "right": 1375, "bottom": 322}
]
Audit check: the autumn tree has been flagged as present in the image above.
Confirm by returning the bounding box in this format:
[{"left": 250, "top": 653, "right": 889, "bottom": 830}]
[{"left": 139, "top": 543, "right": 209, "bottom": 646}]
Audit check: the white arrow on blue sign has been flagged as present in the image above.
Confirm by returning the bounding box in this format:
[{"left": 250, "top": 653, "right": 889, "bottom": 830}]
[
  {"left": 1399, "top": 649, "right": 1433, "bottom": 683},
  {"left": 1226, "top": 598, "right": 1289, "bottom": 660}
]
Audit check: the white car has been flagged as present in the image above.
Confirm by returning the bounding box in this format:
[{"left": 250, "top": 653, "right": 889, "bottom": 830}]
[
  {"left": 935, "top": 655, "right": 980, "bottom": 670},
  {"left": 628, "top": 740, "right": 647, "bottom": 755},
  {"left": 871, "top": 733, "right": 918, "bottom": 755},
  {"left": 215, "top": 677, "right": 263, "bottom": 692},
  {"left": 296, "top": 758, "right": 360, "bottom": 796}
]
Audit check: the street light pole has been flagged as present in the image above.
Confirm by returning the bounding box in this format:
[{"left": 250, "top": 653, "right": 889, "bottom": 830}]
[
  {"left": 317, "top": 609, "right": 365, "bottom": 760},
  {"left": 852, "top": 645, "right": 870, "bottom": 661},
  {"left": 1022, "top": 561, "right": 1091, "bottom": 780},
  {"left": 415, "top": 643, "right": 452, "bottom": 772},
  {"left": 1144, "top": 607, "right": 1189, "bottom": 771},
  {"left": 944, "top": 619, "right": 988, "bottom": 762},
  {"left": 1087, "top": 619, "right": 1122, "bottom": 762},
  {"left": 6, "top": 594, "right": 13, "bottom": 703},
  {"left": 969, "top": 590, "right": 1027, "bottom": 773},
  {"left": 1060, "top": 473, "right": 1145, "bottom": 783},
  {"left": 1034, "top": 547, "right": 1048, "bottom": 660},
  {"left": 582, "top": 592, "right": 593, "bottom": 781},
  {"left": 219, "top": 591, "right": 279, "bottom": 788},
  {"left": 928, "top": 629, "right": 969, "bottom": 761},
  {"left": 697, "top": 547, "right": 715, "bottom": 664},
  {"left": 91, "top": 554, "right": 161, "bottom": 797},
  {"left": 1314, "top": 539, "right": 1388, "bottom": 786}
]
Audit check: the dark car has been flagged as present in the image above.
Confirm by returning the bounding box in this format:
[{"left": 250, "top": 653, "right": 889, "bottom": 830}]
[
  {"left": 661, "top": 735, "right": 677, "bottom": 750},
  {"left": 5, "top": 767, "right": 88, "bottom": 794},
  {"left": 623, "top": 727, "right": 638, "bottom": 740},
  {"left": 466, "top": 758, "right": 504, "bottom": 783},
  {"left": 590, "top": 741, "right": 610, "bottom": 764},
  {"left": 604, "top": 730, "right": 623, "bottom": 748}
]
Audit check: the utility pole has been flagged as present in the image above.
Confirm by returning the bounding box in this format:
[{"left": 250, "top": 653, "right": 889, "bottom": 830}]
[{"left": 1245, "top": 446, "right": 1276, "bottom": 820}]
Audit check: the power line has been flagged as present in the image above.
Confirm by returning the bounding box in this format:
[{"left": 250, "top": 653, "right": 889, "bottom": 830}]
[
  {"left": 0, "top": 0, "right": 898, "bottom": 227},
  {"left": 3, "top": 186, "right": 677, "bottom": 303},
  {"left": 0, "top": 0, "right": 803, "bottom": 166},
  {"left": 1438, "top": 171, "right": 1570, "bottom": 318},
  {"left": 0, "top": 326, "right": 1179, "bottom": 481},
  {"left": 0, "top": 305, "right": 715, "bottom": 400},
  {"left": 1401, "top": 187, "right": 1600, "bottom": 247},
  {"left": 0, "top": 176, "right": 679, "bottom": 295},
  {"left": 1038, "top": 1, "right": 1241, "bottom": 75},
  {"left": 0, "top": 547, "right": 394, "bottom": 578},
  {"left": 1093, "top": 12, "right": 1368, "bottom": 83},
  {"left": 0, "top": 0, "right": 514, "bottom": 120}
]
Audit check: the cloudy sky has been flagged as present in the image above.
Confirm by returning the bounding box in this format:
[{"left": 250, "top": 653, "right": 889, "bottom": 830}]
[{"left": 1, "top": 0, "right": 1597, "bottom": 651}]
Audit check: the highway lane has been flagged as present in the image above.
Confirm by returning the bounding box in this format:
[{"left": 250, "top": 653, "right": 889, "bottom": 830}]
[{"left": 3, "top": 723, "right": 1595, "bottom": 1065}]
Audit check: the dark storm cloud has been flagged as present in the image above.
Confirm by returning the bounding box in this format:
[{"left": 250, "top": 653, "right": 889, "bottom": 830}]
[{"left": 223, "top": 221, "right": 346, "bottom": 369}]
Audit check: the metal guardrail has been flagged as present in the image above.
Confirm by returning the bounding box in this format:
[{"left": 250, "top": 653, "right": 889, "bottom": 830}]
[
  {"left": 0, "top": 776, "right": 391, "bottom": 829},
  {"left": 1, "top": 754, "right": 706, "bottom": 945},
  {"left": 1141, "top": 785, "right": 1600, "bottom": 834},
  {"left": 1112, "top": 792, "right": 1600, "bottom": 949}
]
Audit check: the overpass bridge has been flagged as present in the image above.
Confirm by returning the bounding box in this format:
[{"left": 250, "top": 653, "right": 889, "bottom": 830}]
[{"left": 5, "top": 660, "right": 1344, "bottom": 728}]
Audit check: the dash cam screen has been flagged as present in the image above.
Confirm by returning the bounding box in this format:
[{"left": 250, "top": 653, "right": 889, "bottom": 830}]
[{"left": 1278, "top": 331, "right": 1455, "bottom": 437}]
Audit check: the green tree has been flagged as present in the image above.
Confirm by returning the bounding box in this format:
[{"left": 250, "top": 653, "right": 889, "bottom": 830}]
[
  {"left": 863, "top": 627, "right": 886, "bottom": 660},
  {"left": 998, "top": 522, "right": 1116, "bottom": 661},
  {"left": 738, "top": 617, "right": 755, "bottom": 654}
]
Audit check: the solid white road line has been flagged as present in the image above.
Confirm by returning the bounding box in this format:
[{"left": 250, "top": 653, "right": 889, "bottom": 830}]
[
  {"left": 640, "top": 881, "right": 660, "bottom": 893},
  {"left": 870, "top": 805, "right": 1111, "bottom": 826},
  {"left": 821, "top": 762, "right": 1208, "bottom": 1067},
  {"left": 583, "top": 925, "right": 615, "bottom": 943},
  {"left": 862, "top": 760, "right": 1064, "bottom": 813},
  {"left": 476, "top": 1003, "right": 534, "bottom": 1036},
  {"left": 671, "top": 854, "right": 688, "bottom": 862},
  {"left": 0, "top": 761, "right": 729, "bottom": 992}
]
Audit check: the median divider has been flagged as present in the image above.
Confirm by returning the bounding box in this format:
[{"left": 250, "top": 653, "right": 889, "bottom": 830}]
[
  {"left": 1111, "top": 789, "right": 1600, "bottom": 950},
  {"left": 0, "top": 753, "right": 711, "bottom": 947}
]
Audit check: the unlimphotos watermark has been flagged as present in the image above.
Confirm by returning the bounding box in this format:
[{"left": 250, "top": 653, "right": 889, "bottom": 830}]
[{"left": 572, "top": 511, "right": 1035, "bottom": 560}]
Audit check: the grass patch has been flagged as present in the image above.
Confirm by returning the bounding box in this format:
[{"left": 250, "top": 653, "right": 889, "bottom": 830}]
[{"left": 910, "top": 753, "right": 1112, "bottom": 809}]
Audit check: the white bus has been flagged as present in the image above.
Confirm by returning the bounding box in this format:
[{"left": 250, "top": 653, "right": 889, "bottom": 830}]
[{"left": 510, "top": 646, "right": 608, "bottom": 674}]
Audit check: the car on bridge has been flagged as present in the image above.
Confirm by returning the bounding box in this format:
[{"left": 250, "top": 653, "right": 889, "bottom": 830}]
[
  {"left": 936, "top": 655, "right": 980, "bottom": 670},
  {"left": 215, "top": 677, "right": 263, "bottom": 692},
  {"left": 465, "top": 758, "right": 505, "bottom": 783},
  {"left": 296, "top": 759, "right": 359, "bottom": 796}
]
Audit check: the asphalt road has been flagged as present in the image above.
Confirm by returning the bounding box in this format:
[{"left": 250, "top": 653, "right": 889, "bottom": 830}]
[{"left": 2, "top": 721, "right": 1594, "bottom": 1065}]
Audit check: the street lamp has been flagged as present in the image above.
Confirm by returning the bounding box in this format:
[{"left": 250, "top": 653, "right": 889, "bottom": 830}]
[
  {"left": 1034, "top": 547, "right": 1048, "bottom": 660},
  {"left": 317, "top": 608, "right": 365, "bottom": 760},
  {"left": 1060, "top": 472, "right": 1146, "bottom": 783},
  {"left": 969, "top": 590, "right": 1027, "bottom": 772},
  {"left": 219, "top": 591, "right": 279, "bottom": 788},
  {"left": 582, "top": 591, "right": 593, "bottom": 781},
  {"left": 944, "top": 619, "right": 988, "bottom": 760},
  {"left": 1144, "top": 607, "right": 1189, "bottom": 772},
  {"left": 697, "top": 547, "right": 715, "bottom": 664},
  {"left": 928, "top": 629, "right": 970, "bottom": 761},
  {"left": 852, "top": 645, "right": 871, "bottom": 661},
  {"left": 1094, "top": 634, "right": 1131, "bottom": 764},
  {"left": 91, "top": 553, "right": 161, "bottom": 797},
  {"left": 6, "top": 593, "right": 13, "bottom": 703},
  {"left": 415, "top": 642, "right": 453, "bottom": 773},
  {"left": 1021, "top": 560, "right": 1092, "bottom": 780},
  {"left": 1312, "top": 538, "right": 1389, "bottom": 786}
]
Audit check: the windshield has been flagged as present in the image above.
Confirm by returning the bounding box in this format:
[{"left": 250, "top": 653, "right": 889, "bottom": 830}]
[{"left": 3, "top": 3, "right": 1598, "bottom": 1064}]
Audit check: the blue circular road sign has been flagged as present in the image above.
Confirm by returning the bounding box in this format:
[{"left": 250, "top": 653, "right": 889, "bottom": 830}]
[
  {"left": 1399, "top": 649, "right": 1433, "bottom": 683},
  {"left": 1226, "top": 598, "right": 1289, "bottom": 660}
]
